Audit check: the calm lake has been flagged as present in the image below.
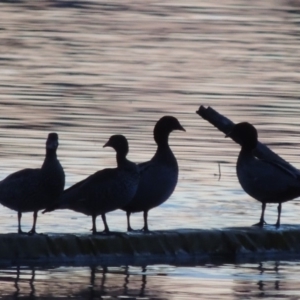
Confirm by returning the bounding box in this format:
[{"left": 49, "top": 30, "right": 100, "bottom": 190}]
[{"left": 1, "top": 0, "right": 300, "bottom": 298}]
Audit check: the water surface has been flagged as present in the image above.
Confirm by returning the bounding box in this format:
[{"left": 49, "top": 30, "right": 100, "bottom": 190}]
[
  {"left": 1, "top": 260, "right": 300, "bottom": 299},
  {"left": 1, "top": 0, "right": 300, "bottom": 233}
]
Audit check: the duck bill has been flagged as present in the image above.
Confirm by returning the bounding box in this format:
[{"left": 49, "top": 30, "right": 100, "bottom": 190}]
[
  {"left": 179, "top": 125, "right": 186, "bottom": 132},
  {"left": 225, "top": 129, "right": 232, "bottom": 138},
  {"left": 46, "top": 140, "right": 58, "bottom": 150},
  {"left": 103, "top": 141, "right": 110, "bottom": 148}
]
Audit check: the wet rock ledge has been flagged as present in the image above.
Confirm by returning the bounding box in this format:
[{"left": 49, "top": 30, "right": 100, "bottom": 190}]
[{"left": 1, "top": 226, "right": 300, "bottom": 264}]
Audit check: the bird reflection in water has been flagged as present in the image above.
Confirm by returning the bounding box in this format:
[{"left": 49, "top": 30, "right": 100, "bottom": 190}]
[
  {"left": 0, "top": 265, "right": 162, "bottom": 300},
  {"left": 257, "top": 261, "right": 280, "bottom": 296},
  {"left": 0, "top": 264, "right": 162, "bottom": 300},
  {"left": 13, "top": 265, "right": 36, "bottom": 300},
  {"left": 88, "top": 266, "right": 107, "bottom": 300},
  {"left": 122, "top": 266, "right": 147, "bottom": 298},
  {"left": 234, "top": 261, "right": 283, "bottom": 299},
  {"left": 88, "top": 265, "right": 150, "bottom": 299}
]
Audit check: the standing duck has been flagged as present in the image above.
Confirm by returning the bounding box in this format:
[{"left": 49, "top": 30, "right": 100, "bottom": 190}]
[
  {"left": 43, "top": 135, "right": 139, "bottom": 235},
  {"left": 122, "top": 116, "right": 185, "bottom": 232},
  {"left": 0, "top": 133, "right": 65, "bottom": 234},
  {"left": 227, "top": 122, "right": 300, "bottom": 227}
]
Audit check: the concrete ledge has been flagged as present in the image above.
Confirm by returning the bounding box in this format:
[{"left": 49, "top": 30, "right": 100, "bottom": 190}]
[{"left": 1, "top": 226, "right": 300, "bottom": 264}]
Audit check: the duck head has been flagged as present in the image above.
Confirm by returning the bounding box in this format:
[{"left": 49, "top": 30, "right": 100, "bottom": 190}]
[
  {"left": 226, "top": 122, "right": 258, "bottom": 150},
  {"left": 104, "top": 135, "right": 129, "bottom": 164},
  {"left": 46, "top": 133, "right": 59, "bottom": 151},
  {"left": 154, "top": 116, "right": 185, "bottom": 145}
]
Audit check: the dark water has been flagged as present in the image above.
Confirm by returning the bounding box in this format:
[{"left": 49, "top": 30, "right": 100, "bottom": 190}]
[{"left": 1, "top": 0, "right": 300, "bottom": 298}]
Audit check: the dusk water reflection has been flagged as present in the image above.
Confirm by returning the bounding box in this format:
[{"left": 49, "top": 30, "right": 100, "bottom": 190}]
[{"left": 0, "top": 261, "right": 300, "bottom": 299}]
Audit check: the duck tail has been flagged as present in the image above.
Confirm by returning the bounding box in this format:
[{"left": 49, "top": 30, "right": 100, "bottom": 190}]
[
  {"left": 42, "top": 191, "right": 72, "bottom": 214},
  {"left": 42, "top": 202, "right": 60, "bottom": 214}
]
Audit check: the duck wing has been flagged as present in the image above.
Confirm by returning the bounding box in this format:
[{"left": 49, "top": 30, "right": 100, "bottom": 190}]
[
  {"left": 0, "top": 168, "right": 42, "bottom": 211},
  {"left": 262, "top": 158, "right": 300, "bottom": 180},
  {"left": 55, "top": 168, "right": 120, "bottom": 212},
  {"left": 240, "top": 156, "right": 300, "bottom": 203}
]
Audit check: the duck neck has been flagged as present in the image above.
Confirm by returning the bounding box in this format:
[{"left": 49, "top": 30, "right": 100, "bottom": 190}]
[
  {"left": 46, "top": 148, "right": 57, "bottom": 160},
  {"left": 42, "top": 149, "right": 57, "bottom": 169},
  {"left": 116, "top": 152, "right": 127, "bottom": 167},
  {"left": 155, "top": 132, "right": 170, "bottom": 149},
  {"left": 154, "top": 139, "right": 173, "bottom": 161},
  {"left": 239, "top": 146, "right": 254, "bottom": 160}
]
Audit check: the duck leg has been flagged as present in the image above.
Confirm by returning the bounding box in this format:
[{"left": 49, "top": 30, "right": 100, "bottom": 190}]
[
  {"left": 142, "top": 210, "right": 150, "bottom": 232},
  {"left": 91, "top": 214, "right": 97, "bottom": 235},
  {"left": 126, "top": 211, "right": 134, "bottom": 232},
  {"left": 253, "top": 203, "right": 267, "bottom": 227},
  {"left": 92, "top": 214, "right": 111, "bottom": 235},
  {"left": 275, "top": 203, "right": 281, "bottom": 228},
  {"left": 18, "top": 212, "right": 25, "bottom": 234},
  {"left": 101, "top": 214, "right": 110, "bottom": 233},
  {"left": 28, "top": 211, "right": 38, "bottom": 235},
  {"left": 127, "top": 211, "right": 145, "bottom": 232}
]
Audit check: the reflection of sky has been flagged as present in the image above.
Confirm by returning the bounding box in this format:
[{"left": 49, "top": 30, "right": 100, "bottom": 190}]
[{"left": 0, "top": 1, "right": 300, "bottom": 237}]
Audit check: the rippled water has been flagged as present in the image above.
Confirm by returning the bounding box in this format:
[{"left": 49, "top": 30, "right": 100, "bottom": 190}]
[
  {"left": 1, "top": 260, "right": 300, "bottom": 299},
  {"left": 1, "top": 0, "right": 300, "bottom": 298}
]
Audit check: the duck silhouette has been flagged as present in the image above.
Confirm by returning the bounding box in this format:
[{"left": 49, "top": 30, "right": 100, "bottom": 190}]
[
  {"left": 0, "top": 133, "right": 65, "bottom": 234},
  {"left": 43, "top": 134, "right": 139, "bottom": 234},
  {"left": 122, "top": 116, "right": 185, "bottom": 232},
  {"left": 227, "top": 122, "right": 300, "bottom": 227}
]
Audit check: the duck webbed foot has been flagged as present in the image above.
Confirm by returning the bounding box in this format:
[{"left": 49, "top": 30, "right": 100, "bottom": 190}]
[
  {"left": 141, "top": 226, "right": 151, "bottom": 233},
  {"left": 127, "top": 226, "right": 143, "bottom": 233},
  {"left": 252, "top": 220, "right": 267, "bottom": 227},
  {"left": 28, "top": 229, "right": 39, "bottom": 235},
  {"left": 274, "top": 221, "right": 281, "bottom": 229}
]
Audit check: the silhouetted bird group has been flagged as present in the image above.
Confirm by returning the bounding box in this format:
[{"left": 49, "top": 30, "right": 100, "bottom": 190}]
[{"left": 0, "top": 114, "right": 299, "bottom": 235}]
